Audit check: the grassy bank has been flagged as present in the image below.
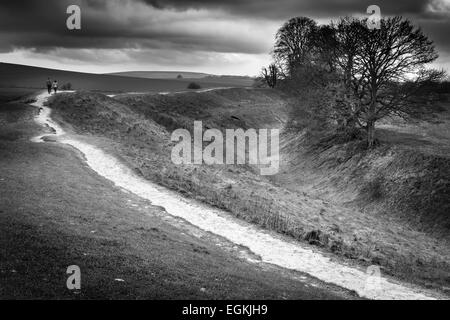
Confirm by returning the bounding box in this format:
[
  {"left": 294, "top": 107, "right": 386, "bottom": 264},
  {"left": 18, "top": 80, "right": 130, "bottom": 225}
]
[
  {"left": 48, "top": 90, "right": 449, "bottom": 295},
  {"left": 279, "top": 132, "right": 450, "bottom": 238},
  {"left": 0, "top": 63, "right": 253, "bottom": 94},
  {"left": 0, "top": 91, "right": 353, "bottom": 299}
]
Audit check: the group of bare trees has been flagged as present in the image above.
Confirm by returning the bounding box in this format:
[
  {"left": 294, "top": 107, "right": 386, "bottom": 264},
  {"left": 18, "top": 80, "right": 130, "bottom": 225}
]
[
  {"left": 262, "top": 64, "right": 278, "bottom": 88},
  {"left": 263, "top": 16, "right": 445, "bottom": 147}
]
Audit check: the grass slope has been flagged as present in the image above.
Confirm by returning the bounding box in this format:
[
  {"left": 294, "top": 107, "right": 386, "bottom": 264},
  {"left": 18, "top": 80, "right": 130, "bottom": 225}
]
[
  {"left": 279, "top": 134, "right": 450, "bottom": 238},
  {"left": 47, "top": 89, "right": 449, "bottom": 295},
  {"left": 108, "top": 72, "right": 255, "bottom": 87},
  {"left": 108, "top": 71, "right": 212, "bottom": 79},
  {"left": 0, "top": 63, "right": 252, "bottom": 93},
  {"left": 0, "top": 90, "right": 353, "bottom": 299}
]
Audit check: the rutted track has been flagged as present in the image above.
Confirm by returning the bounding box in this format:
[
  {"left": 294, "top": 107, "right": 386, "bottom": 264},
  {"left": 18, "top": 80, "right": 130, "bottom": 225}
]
[{"left": 31, "top": 91, "right": 439, "bottom": 300}]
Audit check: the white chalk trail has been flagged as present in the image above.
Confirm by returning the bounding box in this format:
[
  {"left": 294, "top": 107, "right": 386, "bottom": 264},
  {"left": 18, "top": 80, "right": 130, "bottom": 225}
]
[
  {"left": 31, "top": 92, "right": 437, "bottom": 300},
  {"left": 106, "top": 87, "right": 234, "bottom": 98},
  {"left": 30, "top": 93, "right": 68, "bottom": 142}
]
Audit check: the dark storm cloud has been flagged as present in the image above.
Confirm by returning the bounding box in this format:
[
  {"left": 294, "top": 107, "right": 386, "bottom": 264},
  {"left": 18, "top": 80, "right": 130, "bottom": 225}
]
[
  {"left": 0, "top": 0, "right": 448, "bottom": 65},
  {"left": 141, "top": 0, "right": 430, "bottom": 19},
  {"left": 142, "top": 0, "right": 450, "bottom": 55},
  {"left": 0, "top": 0, "right": 272, "bottom": 54},
  {"left": 140, "top": 0, "right": 450, "bottom": 52}
]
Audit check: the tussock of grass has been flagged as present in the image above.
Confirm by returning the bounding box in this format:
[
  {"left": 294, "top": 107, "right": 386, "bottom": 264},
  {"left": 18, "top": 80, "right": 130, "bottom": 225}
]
[{"left": 187, "top": 82, "right": 201, "bottom": 89}]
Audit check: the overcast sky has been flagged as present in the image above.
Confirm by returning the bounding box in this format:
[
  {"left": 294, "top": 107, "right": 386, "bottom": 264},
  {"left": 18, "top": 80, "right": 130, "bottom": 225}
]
[{"left": 0, "top": 0, "right": 449, "bottom": 76}]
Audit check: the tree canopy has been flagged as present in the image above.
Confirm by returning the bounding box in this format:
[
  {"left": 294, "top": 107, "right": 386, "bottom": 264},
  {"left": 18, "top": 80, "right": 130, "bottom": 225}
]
[{"left": 271, "top": 15, "right": 445, "bottom": 147}]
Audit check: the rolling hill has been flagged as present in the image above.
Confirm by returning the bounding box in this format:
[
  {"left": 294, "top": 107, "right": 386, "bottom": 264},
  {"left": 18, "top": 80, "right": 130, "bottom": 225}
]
[
  {"left": 108, "top": 71, "right": 211, "bottom": 79},
  {"left": 0, "top": 63, "right": 254, "bottom": 93},
  {"left": 108, "top": 71, "right": 256, "bottom": 87}
]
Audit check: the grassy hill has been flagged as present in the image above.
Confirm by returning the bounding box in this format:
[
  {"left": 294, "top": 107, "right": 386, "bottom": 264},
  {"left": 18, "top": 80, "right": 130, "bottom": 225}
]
[
  {"left": 46, "top": 89, "right": 449, "bottom": 294},
  {"left": 2, "top": 84, "right": 448, "bottom": 296},
  {"left": 0, "top": 63, "right": 253, "bottom": 93},
  {"left": 0, "top": 88, "right": 351, "bottom": 299},
  {"left": 108, "top": 71, "right": 256, "bottom": 87},
  {"left": 108, "top": 71, "right": 211, "bottom": 79}
]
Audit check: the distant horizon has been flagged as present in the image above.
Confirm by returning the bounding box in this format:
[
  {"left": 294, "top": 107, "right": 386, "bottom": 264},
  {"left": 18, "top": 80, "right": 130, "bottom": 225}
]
[{"left": 0, "top": 61, "right": 256, "bottom": 78}]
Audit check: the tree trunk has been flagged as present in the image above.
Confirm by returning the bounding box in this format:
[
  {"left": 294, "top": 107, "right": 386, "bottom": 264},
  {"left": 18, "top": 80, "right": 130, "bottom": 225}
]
[
  {"left": 367, "top": 78, "right": 377, "bottom": 148},
  {"left": 366, "top": 120, "right": 375, "bottom": 148}
]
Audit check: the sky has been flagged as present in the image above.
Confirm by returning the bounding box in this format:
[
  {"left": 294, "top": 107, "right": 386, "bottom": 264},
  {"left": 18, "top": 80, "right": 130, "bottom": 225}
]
[{"left": 0, "top": 0, "right": 449, "bottom": 76}]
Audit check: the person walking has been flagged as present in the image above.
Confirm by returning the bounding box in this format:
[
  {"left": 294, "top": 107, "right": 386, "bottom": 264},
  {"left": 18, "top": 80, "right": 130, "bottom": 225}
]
[
  {"left": 46, "top": 78, "right": 52, "bottom": 94},
  {"left": 53, "top": 80, "right": 58, "bottom": 94}
]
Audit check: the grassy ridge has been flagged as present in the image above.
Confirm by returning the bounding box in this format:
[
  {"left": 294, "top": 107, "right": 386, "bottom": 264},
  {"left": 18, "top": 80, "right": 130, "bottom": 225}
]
[
  {"left": 280, "top": 134, "right": 450, "bottom": 238},
  {"left": 0, "top": 63, "right": 253, "bottom": 93},
  {"left": 0, "top": 91, "right": 351, "bottom": 299},
  {"left": 48, "top": 90, "right": 449, "bottom": 295}
]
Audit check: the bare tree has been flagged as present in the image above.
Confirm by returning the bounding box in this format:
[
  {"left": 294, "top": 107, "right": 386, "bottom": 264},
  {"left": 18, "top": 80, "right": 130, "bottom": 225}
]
[
  {"left": 270, "top": 16, "right": 443, "bottom": 147},
  {"left": 273, "top": 17, "right": 317, "bottom": 77},
  {"left": 331, "top": 17, "right": 367, "bottom": 129},
  {"left": 262, "top": 64, "right": 278, "bottom": 88},
  {"left": 334, "top": 17, "right": 364, "bottom": 86},
  {"left": 337, "top": 16, "right": 444, "bottom": 147},
  {"left": 313, "top": 24, "right": 338, "bottom": 73}
]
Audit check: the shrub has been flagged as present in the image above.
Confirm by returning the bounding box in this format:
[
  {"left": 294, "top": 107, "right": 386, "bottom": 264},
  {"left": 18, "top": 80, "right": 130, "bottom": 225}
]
[
  {"left": 61, "top": 83, "right": 73, "bottom": 90},
  {"left": 187, "top": 82, "right": 201, "bottom": 90}
]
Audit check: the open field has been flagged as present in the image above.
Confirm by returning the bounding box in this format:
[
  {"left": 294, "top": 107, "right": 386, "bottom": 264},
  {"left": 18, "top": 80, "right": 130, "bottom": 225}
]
[
  {"left": 108, "top": 71, "right": 213, "bottom": 79},
  {"left": 0, "top": 89, "right": 354, "bottom": 299},
  {"left": 0, "top": 63, "right": 253, "bottom": 94},
  {"left": 46, "top": 89, "right": 449, "bottom": 295},
  {"left": 376, "top": 98, "right": 450, "bottom": 158},
  {"left": 109, "top": 71, "right": 256, "bottom": 87},
  {"left": 0, "top": 88, "right": 37, "bottom": 104}
]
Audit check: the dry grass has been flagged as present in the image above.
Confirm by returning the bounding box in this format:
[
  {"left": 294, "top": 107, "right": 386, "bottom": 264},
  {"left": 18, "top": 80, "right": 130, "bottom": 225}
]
[
  {"left": 48, "top": 90, "right": 450, "bottom": 295},
  {"left": 0, "top": 94, "right": 353, "bottom": 299}
]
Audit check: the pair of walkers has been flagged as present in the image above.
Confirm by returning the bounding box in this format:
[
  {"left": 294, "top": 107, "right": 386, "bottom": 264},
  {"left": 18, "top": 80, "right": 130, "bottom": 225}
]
[{"left": 46, "top": 78, "right": 58, "bottom": 94}]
